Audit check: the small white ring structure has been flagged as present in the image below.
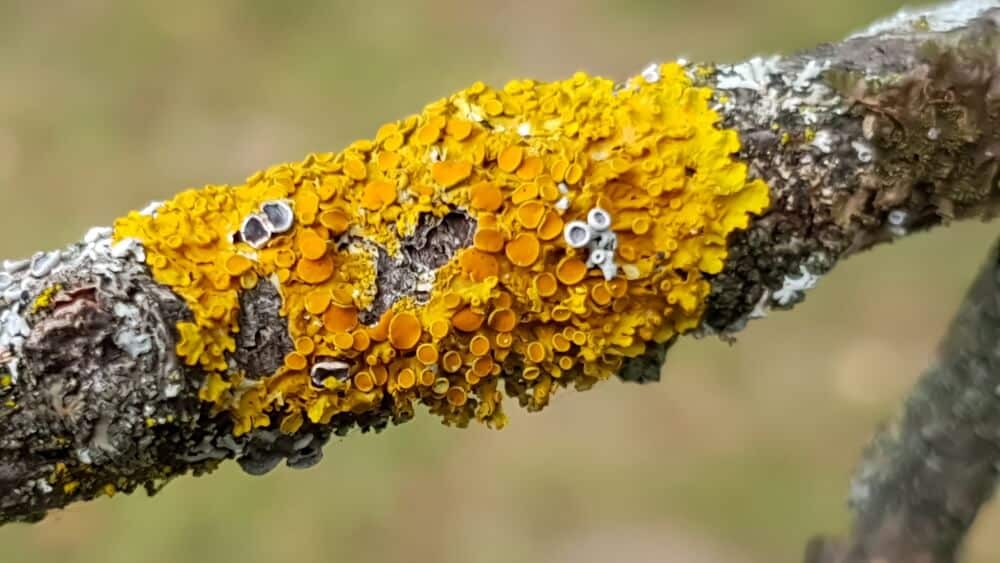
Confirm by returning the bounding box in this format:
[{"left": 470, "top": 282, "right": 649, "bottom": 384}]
[
  {"left": 589, "top": 249, "right": 609, "bottom": 266},
  {"left": 587, "top": 208, "right": 612, "bottom": 231},
  {"left": 311, "top": 360, "right": 352, "bottom": 386},
  {"left": 261, "top": 200, "right": 294, "bottom": 234},
  {"left": 564, "top": 221, "right": 592, "bottom": 249},
  {"left": 887, "top": 209, "right": 908, "bottom": 226},
  {"left": 240, "top": 214, "right": 273, "bottom": 249}
]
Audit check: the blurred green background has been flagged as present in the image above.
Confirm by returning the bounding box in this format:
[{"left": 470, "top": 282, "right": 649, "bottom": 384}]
[{"left": 1, "top": 1, "right": 996, "bottom": 562}]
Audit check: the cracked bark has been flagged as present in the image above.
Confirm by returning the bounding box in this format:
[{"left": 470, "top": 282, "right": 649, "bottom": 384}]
[{"left": 0, "top": 2, "right": 998, "bottom": 554}]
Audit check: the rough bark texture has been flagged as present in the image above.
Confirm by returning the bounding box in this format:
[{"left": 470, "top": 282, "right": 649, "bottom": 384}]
[
  {"left": 0, "top": 3, "right": 999, "bottom": 556},
  {"left": 700, "top": 1, "right": 1000, "bottom": 334},
  {"left": 805, "top": 238, "right": 1000, "bottom": 563}
]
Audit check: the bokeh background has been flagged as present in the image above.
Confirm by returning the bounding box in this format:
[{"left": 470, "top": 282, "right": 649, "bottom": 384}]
[{"left": 0, "top": 1, "right": 996, "bottom": 561}]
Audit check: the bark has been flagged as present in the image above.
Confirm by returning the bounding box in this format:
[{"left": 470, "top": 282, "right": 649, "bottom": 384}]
[
  {"left": 0, "top": 0, "right": 998, "bottom": 549},
  {"left": 805, "top": 237, "right": 1000, "bottom": 563}
]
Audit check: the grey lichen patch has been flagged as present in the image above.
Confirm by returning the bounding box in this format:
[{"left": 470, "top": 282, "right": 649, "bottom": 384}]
[
  {"left": 0, "top": 230, "right": 229, "bottom": 523},
  {"left": 360, "top": 210, "right": 476, "bottom": 325},
  {"left": 233, "top": 277, "right": 293, "bottom": 379},
  {"left": 236, "top": 426, "right": 332, "bottom": 475},
  {"left": 696, "top": 55, "right": 851, "bottom": 333}
]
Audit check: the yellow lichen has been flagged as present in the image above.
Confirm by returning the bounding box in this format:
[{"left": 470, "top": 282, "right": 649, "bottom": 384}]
[
  {"left": 113, "top": 62, "right": 769, "bottom": 435},
  {"left": 32, "top": 284, "right": 62, "bottom": 313}
]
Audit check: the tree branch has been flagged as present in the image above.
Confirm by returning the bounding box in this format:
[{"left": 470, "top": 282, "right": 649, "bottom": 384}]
[
  {"left": 1, "top": 0, "right": 998, "bottom": 533},
  {"left": 805, "top": 236, "right": 1000, "bottom": 563}
]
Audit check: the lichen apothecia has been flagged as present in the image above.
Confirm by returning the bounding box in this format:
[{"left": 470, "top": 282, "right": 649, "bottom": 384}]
[{"left": 114, "top": 62, "right": 770, "bottom": 436}]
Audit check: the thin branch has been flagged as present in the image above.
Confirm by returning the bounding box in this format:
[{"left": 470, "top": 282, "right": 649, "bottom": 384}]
[{"left": 805, "top": 236, "right": 1000, "bottom": 563}]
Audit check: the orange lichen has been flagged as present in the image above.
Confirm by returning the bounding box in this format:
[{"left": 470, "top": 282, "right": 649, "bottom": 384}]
[
  {"left": 469, "top": 182, "right": 503, "bottom": 211},
  {"left": 304, "top": 289, "right": 331, "bottom": 316},
  {"left": 223, "top": 254, "right": 254, "bottom": 276},
  {"left": 297, "top": 229, "right": 328, "bottom": 260},
  {"left": 416, "top": 343, "right": 439, "bottom": 365},
  {"left": 318, "top": 209, "right": 350, "bottom": 233},
  {"left": 432, "top": 160, "right": 473, "bottom": 188},
  {"left": 473, "top": 228, "right": 505, "bottom": 253},
  {"left": 388, "top": 311, "right": 422, "bottom": 350},
  {"left": 361, "top": 179, "right": 397, "bottom": 210},
  {"left": 555, "top": 257, "right": 587, "bottom": 285},
  {"left": 452, "top": 308, "right": 485, "bottom": 332},
  {"left": 397, "top": 368, "right": 417, "bottom": 390},
  {"left": 516, "top": 201, "right": 546, "bottom": 229},
  {"left": 536, "top": 211, "right": 564, "bottom": 241},
  {"left": 505, "top": 233, "right": 540, "bottom": 267},
  {"left": 323, "top": 306, "right": 359, "bottom": 333},
  {"left": 497, "top": 146, "right": 524, "bottom": 173},
  {"left": 296, "top": 256, "right": 334, "bottom": 284},
  {"left": 487, "top": 308, "right": 517, "bottom": 332},
  {"left": 113, "top": 62, "right": 768, "bottom": 436},
  {"left": 469, "top": 335, "right": 491, "bottom": 357}
]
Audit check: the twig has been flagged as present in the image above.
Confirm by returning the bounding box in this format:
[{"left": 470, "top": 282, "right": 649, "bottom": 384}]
[{"left": 805, "top": 236, "right": 1000, "bottom": 563}]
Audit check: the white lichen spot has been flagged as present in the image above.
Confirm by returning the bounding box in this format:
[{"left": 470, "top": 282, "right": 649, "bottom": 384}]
[
  {"left": 428, "top": 145, "right": 444, "bottom": 163},
  {"left": 852, "top": 0, "right": 997, "bottom": 38},
  {"left": 749, "top": 289, "right": 772, "bottom": 319},
  {"left": 715, "top": 56, "right": 781, "bottom": 92},
  {"left": 2, "top": 259, "right": 29, "bottom": 274},
  {"left": 84, "top": 226, "right": 113, "bottom": 244},
  {"left": 852, "top": 140, "right": 875, "bottom": 163},
  {"left": 563, "top": 221, "right": 592, "bottom": 249},
  {"left": 641, "top": 63, "right": 662, "bottom": 84},
  {"left": 1, "top": 308, "right": 30, "bottom": 352},
  {"left": 927, "top": 127, "right": 941, "bottom": 140},
  {"left": 790, "top": 59, "right": 829, "bottom": 92},
  {"left": 112, "top": 302, "right": 153, "bottom": 358},
  {"left": 76, "top": 447, "right": 93, "bottom": 465},
  {"left": 260, "top": 200, "right": 294, "bottom": 234},
  {"left": 811, "top": 130, "right": 836, "bottom": 154},
  {"left": 562, "top": 208, "right": 620, "bottom": 280},
  {"left": 311, "top": 360, "right": 351, "bottom": 386},
  {"left": 239, "top": 215, "right": 272, "bottom": 249},
  {"left": 139, "top": 200, "right": 163, "bottom": 217},
  {"left": 887, "top": 209, "right": 909, "bottom": 236},
  {"left": 555, "top": 196, "right": 571, "bottom": 213},
  {"left": 888, "top": 209, "right": 908, "bottom": 226},
  {"left": 164, "top": 382, "right": 182, "bottom": 398},
  {"left": 773, "top": 265, "right": 821, "bottom": 306},
  {"left": 29, "top": 251, "right": 61, "bottom": 278},
  {"left": 110, "top": 238, "right": 145, "bottom": 261}
]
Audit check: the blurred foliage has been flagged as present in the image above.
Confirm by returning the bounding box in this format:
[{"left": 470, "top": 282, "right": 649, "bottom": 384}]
[{"left": 2, "top": 1, "right": 997, "bottom": 562}]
